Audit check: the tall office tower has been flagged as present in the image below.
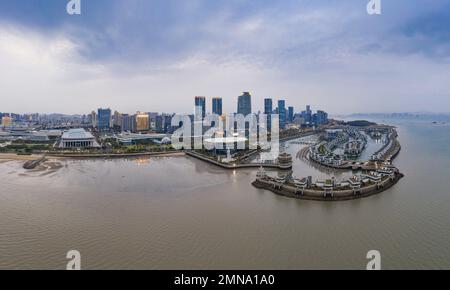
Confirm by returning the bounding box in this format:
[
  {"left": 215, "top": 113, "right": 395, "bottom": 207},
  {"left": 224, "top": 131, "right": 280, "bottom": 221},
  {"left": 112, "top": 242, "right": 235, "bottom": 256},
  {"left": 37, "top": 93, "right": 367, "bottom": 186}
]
[
  {"left": 288, "top": 106, "right": 294, "bottom": 123},
  {"left": 278, "top": 100, "right": 286, "bottom": 129},
  {"left": 315, "top": 110, "right": 329, "bottom": 126},
  {"left": 306, "top": 105, "right": 312, "bottom": 124},
  {"left": 155, "top": 115, "right": 164, "bottom": 133},
  {"left": 97, "top": 108, "right": 112, "bottom": 131},
  {"left": 212, "top": 97, "right": 223, "bottom": 116},
  {"left": 264, "top": 98, "right": 273, "bottom": 129},
  {"left": 121, "top": 114, "right": 136, "bottom": 132},
  {"left": 163, "top": 114, "right": 174, "bottom": 133},
  {"left": 113, "top": 111, "right": 123, "bottom": 128},
  {"left": 195, "top": 96, "right": 206, "bottom": 119},
  {"left": 264, "top": 98, "right": 273, "bottom": 114},
  {"left": 90, "top": 111, "right": 98, "bottom": 127},
  {"left": 237, "top": 92, "right": 252, "bottom": 116},
  {"left": 135, "top": 112, "right": 149, "bottom": 131}
]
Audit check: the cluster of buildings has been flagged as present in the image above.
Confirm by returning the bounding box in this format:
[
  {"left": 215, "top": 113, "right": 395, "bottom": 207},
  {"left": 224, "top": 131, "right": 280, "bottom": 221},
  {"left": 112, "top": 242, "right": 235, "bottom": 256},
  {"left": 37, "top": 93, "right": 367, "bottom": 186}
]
[
  {"left": 88, "top": 109, "right": 176, "bottom": 134},
  {"left": 309, "top": 128, "right": 368, "bottom": 167},
  {"left": 192, "top": 92, "right": 329, "bottom": 130},
  {"left": 1, "top": 92, "right": 329, "bottom": 151}
]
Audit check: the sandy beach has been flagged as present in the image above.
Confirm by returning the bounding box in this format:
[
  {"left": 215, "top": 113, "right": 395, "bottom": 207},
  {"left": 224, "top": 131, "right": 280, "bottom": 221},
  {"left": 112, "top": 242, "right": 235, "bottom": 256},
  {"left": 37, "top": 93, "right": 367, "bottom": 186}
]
[{"left": 0, "top": 153, "right": 45, "bottom": 161}]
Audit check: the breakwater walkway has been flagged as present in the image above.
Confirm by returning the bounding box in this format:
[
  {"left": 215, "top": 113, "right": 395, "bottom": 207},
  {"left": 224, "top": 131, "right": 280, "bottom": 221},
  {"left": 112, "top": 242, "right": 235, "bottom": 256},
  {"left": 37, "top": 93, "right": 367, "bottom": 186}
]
[
  {"left": 185, "top": 151, "right": 284, "bottom": 170},
  {"left": 253, "top": 170, "right": 404, "bottom": 201}
]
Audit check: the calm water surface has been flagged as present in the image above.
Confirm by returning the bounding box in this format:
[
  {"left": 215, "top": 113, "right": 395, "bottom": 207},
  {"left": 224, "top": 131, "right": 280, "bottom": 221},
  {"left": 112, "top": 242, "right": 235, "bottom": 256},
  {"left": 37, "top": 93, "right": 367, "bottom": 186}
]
[{"left": 0, "top": 119, "right": 449, "bottom": 269}]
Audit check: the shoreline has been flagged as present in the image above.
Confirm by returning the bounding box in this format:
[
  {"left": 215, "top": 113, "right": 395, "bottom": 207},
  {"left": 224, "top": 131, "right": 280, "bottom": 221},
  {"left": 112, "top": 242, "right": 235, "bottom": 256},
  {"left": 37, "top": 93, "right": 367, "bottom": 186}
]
[{"left": 0, "top": 151, "right": 185, "bottom": 161}]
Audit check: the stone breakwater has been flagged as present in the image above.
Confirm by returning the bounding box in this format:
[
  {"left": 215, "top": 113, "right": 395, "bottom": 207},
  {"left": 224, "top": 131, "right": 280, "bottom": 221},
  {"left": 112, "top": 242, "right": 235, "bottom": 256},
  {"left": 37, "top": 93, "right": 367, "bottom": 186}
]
[{"left": 252, "top": 169, "right": 404, "bottom": 201}]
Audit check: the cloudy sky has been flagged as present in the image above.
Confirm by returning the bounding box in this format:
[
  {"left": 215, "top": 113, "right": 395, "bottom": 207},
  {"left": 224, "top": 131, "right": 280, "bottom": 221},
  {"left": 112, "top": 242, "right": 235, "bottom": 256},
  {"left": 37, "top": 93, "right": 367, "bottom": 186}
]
[{"left": 0, "top": 0, "right": 449, "bottom": 115}]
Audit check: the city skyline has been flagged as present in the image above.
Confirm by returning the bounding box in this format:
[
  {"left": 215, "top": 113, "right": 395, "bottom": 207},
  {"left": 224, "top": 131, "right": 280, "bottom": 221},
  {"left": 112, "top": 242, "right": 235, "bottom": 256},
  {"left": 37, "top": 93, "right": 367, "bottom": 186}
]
[{"left": 1, "top": 1, "right": 450, "bottom": 114}]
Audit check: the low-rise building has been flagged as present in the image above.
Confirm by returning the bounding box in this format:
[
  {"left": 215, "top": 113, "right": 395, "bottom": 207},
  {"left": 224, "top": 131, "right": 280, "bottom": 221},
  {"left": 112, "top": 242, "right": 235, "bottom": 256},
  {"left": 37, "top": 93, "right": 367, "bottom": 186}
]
[{"left": 59, "top": 129, "right": 100, "bottom": 149}]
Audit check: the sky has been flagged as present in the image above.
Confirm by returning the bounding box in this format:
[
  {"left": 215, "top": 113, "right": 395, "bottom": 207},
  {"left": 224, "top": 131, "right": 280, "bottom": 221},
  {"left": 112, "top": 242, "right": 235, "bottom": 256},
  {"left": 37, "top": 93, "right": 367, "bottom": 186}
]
[{"left": 0, "top": 0, "right": 449, "bottom": 115}]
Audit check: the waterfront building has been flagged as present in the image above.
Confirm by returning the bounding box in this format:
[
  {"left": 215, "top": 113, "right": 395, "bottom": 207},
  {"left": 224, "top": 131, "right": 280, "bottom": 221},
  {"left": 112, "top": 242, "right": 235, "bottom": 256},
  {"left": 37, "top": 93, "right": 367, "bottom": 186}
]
[
  {"left": 116, "top": 132, "right": 169, "bottom": 145},
  {"left": 212, "top": 97, "right": 223, "bottom": 116},
  {"left": 59, "top": 129, "right": 100, "bottom": 149},
  {"left": 97, "top": 108, "right": 111, "bottom": 131},
  {"left": 237, "top": 92, "right": 252, "bottom": 116},
  {"left": 277, "top": 153, "right": 293, "bottom": 169},
  {"left": 136, "top": 112, "right": 149, "bottom": 131},
  {"left": 278, "top": 100, "right": 286, "bottom": 129},
  {"left": 195, "top": 96, "right": 206, "bottom": 119}
]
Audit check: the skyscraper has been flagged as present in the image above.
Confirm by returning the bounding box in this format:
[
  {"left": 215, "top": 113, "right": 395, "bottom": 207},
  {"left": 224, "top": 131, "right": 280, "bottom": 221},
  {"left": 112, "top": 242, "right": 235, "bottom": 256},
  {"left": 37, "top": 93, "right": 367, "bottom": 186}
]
[
  {"left": 90, "top": 111, "right": 97, "bottom": 127},
  {"left": 264, "top": 98, "right": 273, "bottom": 130},
  {"left": 136, "top": 112, "right": 149, "bottom": 131},
  {"left": 237, "top": 92, "right": 252, "bottom": 116},
  {"left": 121, "top": 114, "right": 136, "bottom": 132},
  {"left": 315, "top": 110, "right": 329, "bottom": 126},
  {"left": 288, "top": 106, "right": 294, "bottom": 123},
  {"left": 278, "top": 100, "right": 286, "bottom": 129},
  {"left": 113, "top": 111, "right": 123, "bottom": 129},
  {"left": 97, "top": 108, "right": 111, "bottom": 131},
  {"left": 195, "top": 96, "right": 206, "bottom": 119},
  {"left": 212, "top": 97, "right": 223, "bottom": 116},
  {"left": 264, "top": 98, "right": 273, "bottom": 114},
  {"left": 306, "top": 105, "right": 312, "bottom": 124}
]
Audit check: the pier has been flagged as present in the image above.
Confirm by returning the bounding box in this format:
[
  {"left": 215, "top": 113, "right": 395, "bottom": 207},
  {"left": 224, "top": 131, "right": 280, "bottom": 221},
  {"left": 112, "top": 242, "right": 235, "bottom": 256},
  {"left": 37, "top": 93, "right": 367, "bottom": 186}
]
[{"left": 185, "top": 151, "right": 292, "bottom": 170}]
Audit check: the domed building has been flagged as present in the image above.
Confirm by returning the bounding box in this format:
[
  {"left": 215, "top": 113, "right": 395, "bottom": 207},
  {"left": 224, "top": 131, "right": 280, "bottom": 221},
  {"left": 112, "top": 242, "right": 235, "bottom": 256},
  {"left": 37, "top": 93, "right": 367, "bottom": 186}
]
[{"left": 277, "top": 153, "right": 293, "bottom": 170}]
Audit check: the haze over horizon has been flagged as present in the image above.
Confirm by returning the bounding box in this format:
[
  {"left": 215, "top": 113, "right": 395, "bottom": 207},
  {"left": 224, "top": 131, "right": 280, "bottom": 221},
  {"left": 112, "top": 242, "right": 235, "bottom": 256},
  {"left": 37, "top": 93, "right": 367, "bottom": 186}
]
[{"left": 1, "top": 0, "right": 450, "bottom": 115}]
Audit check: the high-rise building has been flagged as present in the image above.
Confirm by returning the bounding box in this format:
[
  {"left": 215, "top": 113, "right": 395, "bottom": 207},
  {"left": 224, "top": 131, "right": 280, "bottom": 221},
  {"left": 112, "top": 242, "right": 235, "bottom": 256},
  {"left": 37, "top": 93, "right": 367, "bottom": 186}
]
[
  {"left": 195, "top": 96, "right": 206, "bottom": 119},
  {"left": 1, "top": 115, "right": 12, "bottom": 127},
  {"left": 155, "top": 115, "right": 164, "bottom": 133},
  {"left": 97, "top": 108, "right": 111, "bottom": 131},
  {"left": 264, "top": 98, "right": 273, "bottom": 114},
  {"left": 122, "top": 114, "right": 136, "bottom": 132},
  {"left": 278, "top": 100, "right": 286, "bottom": 129},
  {"left": 113, "top": 111, "right": 123, "bottom": 129},
  {"left": 264, "top": 98, "right": 273, "bottom": 129},
  {"left": 163, "top": 114, "right": 173, "bottom": 133},
  {"left": 288, "top": 106, "right": 294, "bottom": 123},
  {"left": 90, "top": 111, "right": 98, "bottom": 127},
  {"left": 237, "top": 92, "right": 252, "bottom": 116},
  {"left": 212, "top": 97, "right": 223, "bottom": 116},
  {"left": 315, "top": 110, "right": 329, "bottom": 126},
  {"left": 306, "top": 105, "right": 312, "bottom": 124},
  {"left": 136, "top": 112, "right": 149, "bottom": 131}
]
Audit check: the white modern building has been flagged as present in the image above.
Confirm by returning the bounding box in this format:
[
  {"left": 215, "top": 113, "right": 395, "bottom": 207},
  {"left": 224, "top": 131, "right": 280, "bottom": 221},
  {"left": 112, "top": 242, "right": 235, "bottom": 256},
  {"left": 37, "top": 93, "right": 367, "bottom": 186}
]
[{"left": 59, "top": 129, "right": 100, "bottom": 149}]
